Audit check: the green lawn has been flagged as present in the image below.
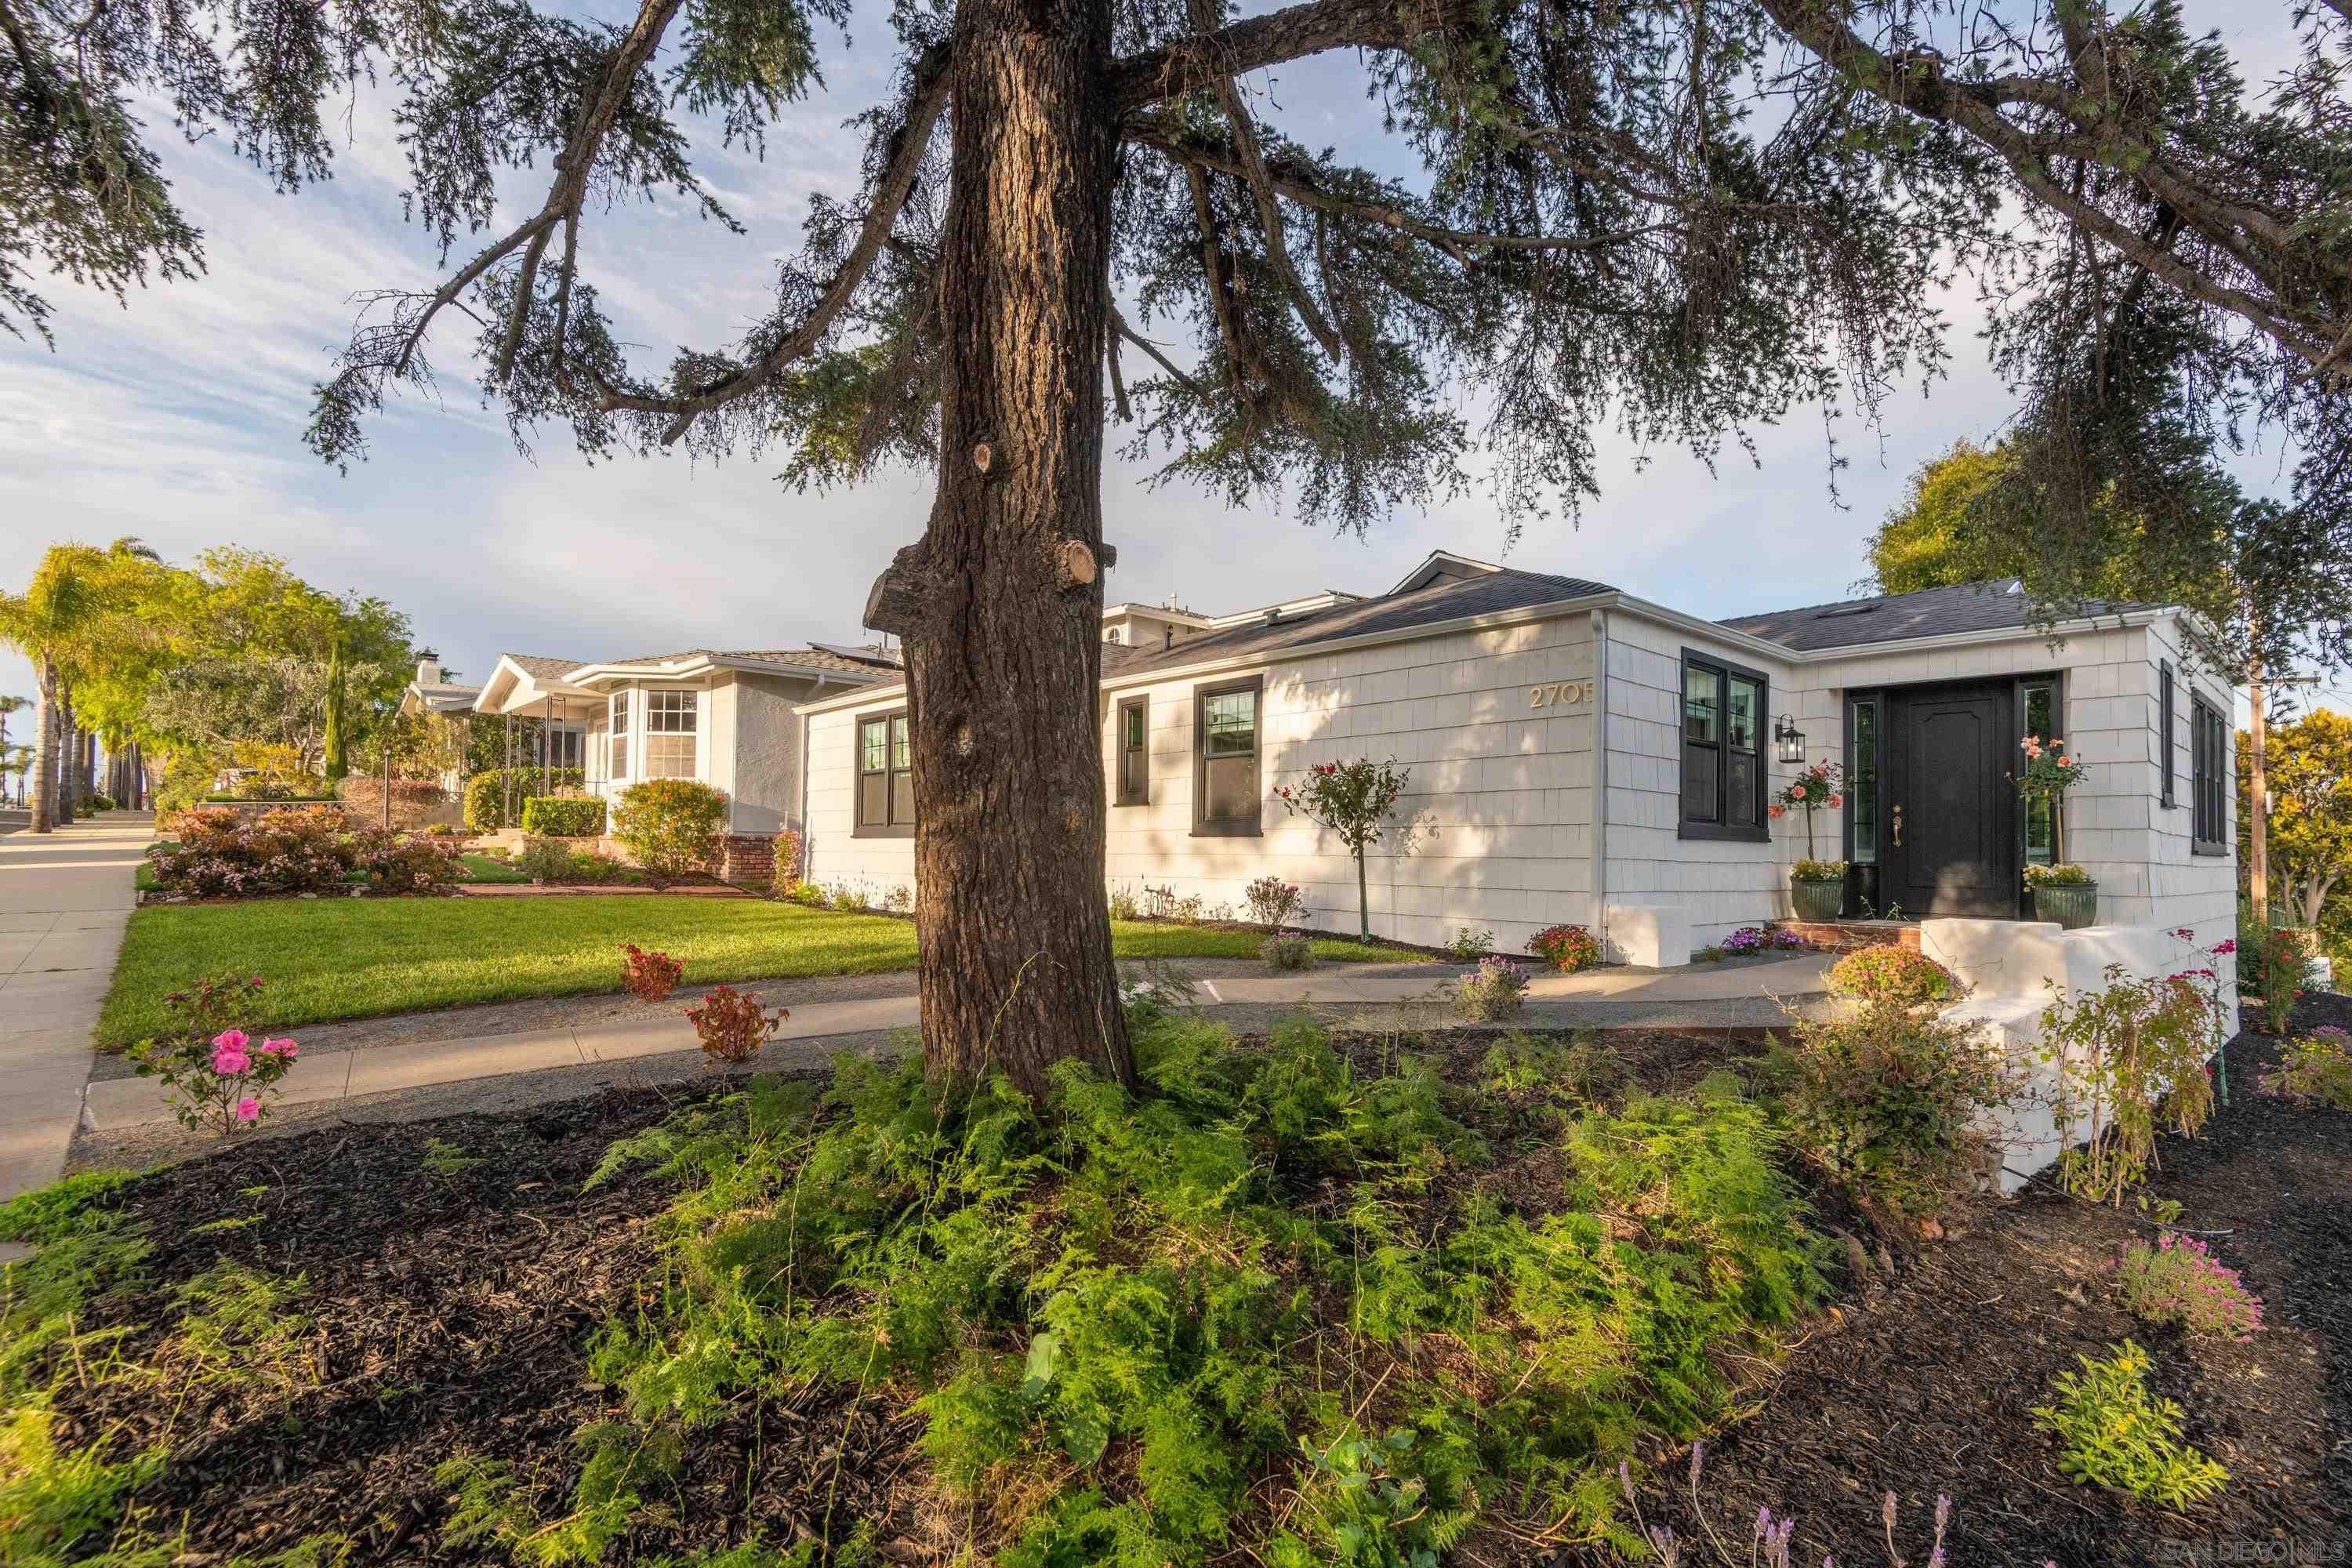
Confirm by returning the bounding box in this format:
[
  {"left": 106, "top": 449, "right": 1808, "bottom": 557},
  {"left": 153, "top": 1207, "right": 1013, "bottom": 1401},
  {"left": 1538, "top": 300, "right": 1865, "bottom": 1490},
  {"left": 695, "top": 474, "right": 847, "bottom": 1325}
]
[{"left": 95, "top": 898, "right": 1422, "bottom": 1047}]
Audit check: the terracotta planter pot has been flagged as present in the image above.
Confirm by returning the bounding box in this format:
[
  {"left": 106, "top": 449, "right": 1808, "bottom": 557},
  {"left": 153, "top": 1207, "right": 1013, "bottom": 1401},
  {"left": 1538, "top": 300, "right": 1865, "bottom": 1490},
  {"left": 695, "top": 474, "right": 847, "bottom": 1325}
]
[
  {"left": 1789, "top": 877, "right": 1844, "bottom": 923},
  {"left": 2031, "top": 881, "right": 2099, "bottom": 931}
]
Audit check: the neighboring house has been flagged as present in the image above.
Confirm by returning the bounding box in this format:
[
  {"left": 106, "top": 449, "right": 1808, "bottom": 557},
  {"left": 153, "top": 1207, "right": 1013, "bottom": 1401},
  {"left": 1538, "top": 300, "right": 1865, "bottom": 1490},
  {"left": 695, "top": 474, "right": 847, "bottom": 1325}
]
[
  {"left": 799, "top": 551, "right": 2238, "bottom": 965},
  {"left": 469, "top": 644, "right": 898, "bottom": 875},
  {"left": 397, "top": 652, "right": 484, "bottom": 796}
]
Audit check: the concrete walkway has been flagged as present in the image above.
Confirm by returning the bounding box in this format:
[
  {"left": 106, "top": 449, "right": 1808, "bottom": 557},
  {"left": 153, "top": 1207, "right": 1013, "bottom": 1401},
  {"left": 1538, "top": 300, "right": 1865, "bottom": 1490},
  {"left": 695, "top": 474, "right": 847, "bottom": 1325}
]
[
  {"left": 2, "top": 813, "right": 146, "bottom": 1249},
  {"left": 80, "top": 950, "right": 1832, "bottom": 1134}
]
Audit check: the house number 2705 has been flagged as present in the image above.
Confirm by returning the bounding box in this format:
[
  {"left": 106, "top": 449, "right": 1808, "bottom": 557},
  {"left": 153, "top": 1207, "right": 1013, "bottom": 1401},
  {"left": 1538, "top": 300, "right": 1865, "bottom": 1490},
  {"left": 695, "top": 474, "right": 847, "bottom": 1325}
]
[{"left": 1528, "top": 681, "right": 1593, "bottom": 708}]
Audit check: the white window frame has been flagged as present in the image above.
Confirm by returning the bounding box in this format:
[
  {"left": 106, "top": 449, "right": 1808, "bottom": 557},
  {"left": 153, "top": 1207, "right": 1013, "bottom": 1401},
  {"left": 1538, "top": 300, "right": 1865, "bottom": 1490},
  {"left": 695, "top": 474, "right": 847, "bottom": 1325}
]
[
  {"left": 607, "top": 691, "right": 631, "bottom": 782},
  {"left": 643, "top": 688, "right": 700, "bottom": 779}
]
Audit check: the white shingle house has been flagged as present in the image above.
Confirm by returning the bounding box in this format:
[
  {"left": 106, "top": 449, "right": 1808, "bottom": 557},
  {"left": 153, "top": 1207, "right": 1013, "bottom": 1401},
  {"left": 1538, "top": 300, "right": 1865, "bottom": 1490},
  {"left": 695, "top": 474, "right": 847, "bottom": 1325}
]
[
  {"left": 469, "top": 645, "right": 898, "bottom": 875},
  {"left": 797, "top": 552, "right": 2238, "bottom": 967}
]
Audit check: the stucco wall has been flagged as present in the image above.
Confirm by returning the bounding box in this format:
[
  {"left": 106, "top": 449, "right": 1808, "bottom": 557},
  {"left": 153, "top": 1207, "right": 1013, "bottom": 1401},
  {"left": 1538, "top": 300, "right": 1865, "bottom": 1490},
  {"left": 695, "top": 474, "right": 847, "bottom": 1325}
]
[{"left": 726, "top": 673, "right": 807, "bottom": 836}]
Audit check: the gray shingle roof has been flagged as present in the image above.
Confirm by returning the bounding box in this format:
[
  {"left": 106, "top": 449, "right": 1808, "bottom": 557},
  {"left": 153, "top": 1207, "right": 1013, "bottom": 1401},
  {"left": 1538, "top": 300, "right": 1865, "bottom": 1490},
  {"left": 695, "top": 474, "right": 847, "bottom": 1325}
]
[
  {"left": 1718, "top": 580, "right": 2154, "bottom": 652},
  {"left": 838, "top": 565, "right": 1617, "bottom": 700},
  {"left": 502, "top": 653, "right": 594, "bottom": 681}
]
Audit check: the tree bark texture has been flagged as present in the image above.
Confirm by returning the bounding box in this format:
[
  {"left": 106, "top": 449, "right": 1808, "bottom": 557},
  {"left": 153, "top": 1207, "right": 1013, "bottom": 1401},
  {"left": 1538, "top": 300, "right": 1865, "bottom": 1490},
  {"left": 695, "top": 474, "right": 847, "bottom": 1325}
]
[
  {"left": 28, "top": 664, "right": 55, "bottom": 834},
  {"left": 899, "top": 0, "right": 1133, "bottom": 1098},
  {"left": 56, "top": 696, "right": 78, "bottom": 826}
]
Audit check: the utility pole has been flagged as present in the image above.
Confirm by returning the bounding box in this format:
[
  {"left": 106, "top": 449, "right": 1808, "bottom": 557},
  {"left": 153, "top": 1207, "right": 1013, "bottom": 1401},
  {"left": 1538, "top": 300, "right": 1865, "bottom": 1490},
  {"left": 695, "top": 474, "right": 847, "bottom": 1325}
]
[{"left": 2248, "top": 655, "right": 2321, "bottom": 931}]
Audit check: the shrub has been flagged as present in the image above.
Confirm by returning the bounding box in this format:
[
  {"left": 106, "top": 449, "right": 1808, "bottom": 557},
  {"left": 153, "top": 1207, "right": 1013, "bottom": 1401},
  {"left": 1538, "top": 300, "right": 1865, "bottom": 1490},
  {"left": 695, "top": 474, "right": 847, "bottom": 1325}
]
[
  {"left": 569, "top": 851, "right": 630, "bottom": 885},
  {"left": 147, "top": 806, "right": 352, "bottom": 897},
  {"left": 828, "top": 884, "right": 869, "bottom": 913},
  {"left": 612, "top": 779, "right": 729, "bottom": 884},
  {"left": 463, "top": 767, "right": 585, "bottom": 831},
  {"left": 1443, "top": 926, "right": 1493, "bottom": 962},
  {"left": 1775, "top": 998, "right": 2007, "bottom": 1219},
  {"left": 1454, "top": 956, "right": 1530, "bottom": 1020},
  {"left": 515, "top": 838, "right": 575, "bottom": 882},
  {"left": 83, "top": 791, "right": 116, "bottom": 813},
  {"left": 2115, "top": 1235, "right": 2264, "bottom": 1341},
  {"left": 1243, "top": 876, "right": 1306, "bottom": 931},
  {"left": 1722, "top": 925, "right": 1806, "bottom": 954},
  {"left": 2038, "top": 966, "right": 2223, "bottom": 1203},
  {"left": 521, "top": 795, "right": 608, "bottom": 837},
  {"left": 621, "top": 944, "right": 685, "bottom": 1002},
  {"left": 2259, "top": 1025, "right": 2352, "bottom": 1109},
  {"left": 1825, "top": 946, "right": 1956, "bottom": 1005},
  {"left": 782, "top": 881, "right": 828, "bottom": 908},
  {"left": 1528, "top": 923, "right": 1601, "bottom": 973},
  {"left": 2031, "top": 1341, "right": 2227, "bottom": 1508},
  {"left": 337, "top": 775, "right": 450, "bottom": 829},
  {"left": 883, "top": 884, "right": 913, "bottom": 913},
  {"left": 129, "top": 1025, "right": 300, "bottom": 1136},
  {"left": 773, "top": 828, "right": 804, "bottom": 888},
  {"left": 685, "top": 985, "right": 782, "bottom": 1065},
  {"left": 1107, "top": 884, "right": 1142, "bottom": 921},
  {"left": 154, "top": 973, "right": 267, "bottom": 1046},
  {"left": 347, "top": 827, "right": 466, "bottom": 892},
  {"left": 2243, "top": 916, "right": 2305, "bottom": 1035},
  {"left": 1261, "top": 932, "right": 1316, "bottom": 971}
]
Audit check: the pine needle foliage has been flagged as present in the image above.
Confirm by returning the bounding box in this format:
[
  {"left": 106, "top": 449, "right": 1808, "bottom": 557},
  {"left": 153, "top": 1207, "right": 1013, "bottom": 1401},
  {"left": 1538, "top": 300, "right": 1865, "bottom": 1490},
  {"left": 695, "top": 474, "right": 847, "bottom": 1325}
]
[{"left": 583, "top": 996, "right": 1830, "bottom": 1562}]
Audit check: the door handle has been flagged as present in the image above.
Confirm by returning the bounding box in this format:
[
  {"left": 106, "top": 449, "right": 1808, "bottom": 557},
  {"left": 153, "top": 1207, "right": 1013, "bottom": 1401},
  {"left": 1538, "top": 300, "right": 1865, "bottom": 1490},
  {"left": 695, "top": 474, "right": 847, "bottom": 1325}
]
[{"left": 1892, "top": 803, "right": 1904, "bottom": 848}]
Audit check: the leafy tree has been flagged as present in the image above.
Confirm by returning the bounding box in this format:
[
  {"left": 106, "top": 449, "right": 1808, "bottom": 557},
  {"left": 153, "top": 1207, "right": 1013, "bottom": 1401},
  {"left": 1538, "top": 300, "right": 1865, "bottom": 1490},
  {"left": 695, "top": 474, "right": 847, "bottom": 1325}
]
[
  {"left": 1865, "top": 441, "right": 2016, "bottom": 595},
  {"left": 1275, "top": 757, "right": 1410, "bottom": 942},
  {"left": 0, "top": 550, "right": 99, "bottom": 832},
  {"left": 7, "top": 0, "right": 2350, "bottom": 1086},
  {"left": 2237, "top": 710, "right": 2352, "bottom": 930}
]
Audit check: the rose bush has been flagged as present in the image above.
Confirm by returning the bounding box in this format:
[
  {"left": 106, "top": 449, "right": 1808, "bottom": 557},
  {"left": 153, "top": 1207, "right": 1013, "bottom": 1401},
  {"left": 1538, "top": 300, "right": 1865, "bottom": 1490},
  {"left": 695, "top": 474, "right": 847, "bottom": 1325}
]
[{"left": 148, "top": 807, "right": 353, "bottom": 897}]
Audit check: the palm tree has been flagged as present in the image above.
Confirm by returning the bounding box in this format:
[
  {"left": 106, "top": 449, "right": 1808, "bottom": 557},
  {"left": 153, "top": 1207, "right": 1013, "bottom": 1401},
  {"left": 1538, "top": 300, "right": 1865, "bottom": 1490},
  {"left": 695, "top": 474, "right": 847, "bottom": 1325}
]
[{"left": 0, "top": 553, "right": 99, "bottom": 834}]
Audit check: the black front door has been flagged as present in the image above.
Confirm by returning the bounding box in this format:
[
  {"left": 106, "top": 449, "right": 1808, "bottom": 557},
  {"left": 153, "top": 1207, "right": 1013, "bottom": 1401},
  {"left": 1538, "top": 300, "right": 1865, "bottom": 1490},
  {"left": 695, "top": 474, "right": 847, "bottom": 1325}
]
[{"left": 1882, "top": 681, "right": 2019, "bottom": 918}]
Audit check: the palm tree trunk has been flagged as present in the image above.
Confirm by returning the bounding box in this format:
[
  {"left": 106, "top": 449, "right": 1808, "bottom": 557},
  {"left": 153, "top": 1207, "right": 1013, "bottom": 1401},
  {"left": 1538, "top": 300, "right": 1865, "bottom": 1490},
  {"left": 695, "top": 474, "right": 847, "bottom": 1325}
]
[
  {"left": 55, "top": 693, "right": 78, "bottom": 826},
  {"left": 28, "top": 663, "right": 56, "bottom": 835}
]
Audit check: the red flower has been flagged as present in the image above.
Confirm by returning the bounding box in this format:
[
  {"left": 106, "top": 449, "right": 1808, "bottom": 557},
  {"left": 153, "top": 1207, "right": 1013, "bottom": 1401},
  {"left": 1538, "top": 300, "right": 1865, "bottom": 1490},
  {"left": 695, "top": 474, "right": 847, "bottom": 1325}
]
[
  {"left": 1827, "top": 793, "right": 1843, "bottom": 808},
  {"left": 2213, "top": 939, "right": 2237, "bottom": 955}
]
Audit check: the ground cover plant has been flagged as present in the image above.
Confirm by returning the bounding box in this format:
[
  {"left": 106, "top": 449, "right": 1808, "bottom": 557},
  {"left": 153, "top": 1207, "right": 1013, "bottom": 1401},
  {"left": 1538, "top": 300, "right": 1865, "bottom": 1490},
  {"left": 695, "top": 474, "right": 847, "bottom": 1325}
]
[
  {"left": 2259, "top": 1025, "right": 2352, "bottom": 1110},
  {"left": 2031, "top": 1341, "right": 2228, "bottom": 1509},
  {"left": 1453, "top": 957, "right": 1531, "bottom": 1020},
  {"left": 96, "top": 902, "right": 1423, "bottom": 1047},
  {"left": 1824, "top": 947, "right": 1956, "bottom": 1006},
  {"left": 2114, "top": 1236, "right": 2263, "bottom": 1341},
  {"left": 1528, "top": 924, "right": 1601, "bottom": 974}
]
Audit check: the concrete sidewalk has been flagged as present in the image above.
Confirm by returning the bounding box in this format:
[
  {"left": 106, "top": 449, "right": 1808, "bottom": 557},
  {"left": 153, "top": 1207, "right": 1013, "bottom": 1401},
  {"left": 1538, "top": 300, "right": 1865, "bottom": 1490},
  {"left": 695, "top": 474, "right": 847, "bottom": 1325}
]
[
  {"left": 80, "top": 951, "right": 1832, "bottom": 1133},
  {"left": 2, "top": 813, "right": 147, "bottom": 1251}
]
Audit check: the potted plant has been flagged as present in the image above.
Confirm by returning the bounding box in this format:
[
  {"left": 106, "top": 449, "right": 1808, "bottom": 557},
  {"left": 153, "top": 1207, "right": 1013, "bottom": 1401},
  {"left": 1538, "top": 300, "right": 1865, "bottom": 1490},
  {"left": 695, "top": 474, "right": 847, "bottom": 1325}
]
[
  {"left": 1788, "top": 857, "right": 1849, "bottom": 921},
  {"left": 2013, "top": 731, "right": 2087, "bottom": 859},
  {"left": 2025, "top": 862, "right": 2100, "bottom": 929},
  {"left": 1772, "top": 759, "right": 1847, "bottom": 920}
]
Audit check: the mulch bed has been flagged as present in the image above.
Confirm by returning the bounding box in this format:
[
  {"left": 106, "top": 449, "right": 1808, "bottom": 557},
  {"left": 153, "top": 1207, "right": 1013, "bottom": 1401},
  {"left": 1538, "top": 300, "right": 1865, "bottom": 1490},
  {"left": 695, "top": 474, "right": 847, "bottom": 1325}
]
[
  {"left": 1549, "top": 996, "right": 2352, "bottom": 1568},
  {"left": 35, "top": 1010, "right": 2352, "bottom": 1565}
]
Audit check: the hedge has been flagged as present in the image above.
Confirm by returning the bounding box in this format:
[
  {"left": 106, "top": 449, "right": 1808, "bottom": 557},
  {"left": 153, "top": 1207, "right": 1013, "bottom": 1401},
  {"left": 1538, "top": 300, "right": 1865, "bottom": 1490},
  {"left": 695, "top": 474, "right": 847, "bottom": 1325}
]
[
  {"left": 522, "top": 795, "right": 608, "bottom": 837},
  {"left": 465, "top": 768, "right": 585, "bottom": 831}
]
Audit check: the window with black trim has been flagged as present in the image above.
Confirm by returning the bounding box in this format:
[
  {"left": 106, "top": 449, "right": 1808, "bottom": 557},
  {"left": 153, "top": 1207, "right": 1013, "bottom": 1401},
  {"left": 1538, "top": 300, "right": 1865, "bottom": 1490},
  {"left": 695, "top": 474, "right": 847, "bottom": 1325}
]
[
  {"left": 1193, "top": 679, "right": 1261, "bottom": 836},
  {"left": 855, "top": 710, "right": 914, "bottom": 837},
  {"left": 2159, "top": 662, "right": 2177, "bottom": 808},
  {"left": 2191, "top": 694, "right": 2227, "bottom": 855},
  {"left": 1115, "top": 697, "right": 1149, "bottom": 805},
  {"left": 1679, "top": 650, "right": 1767, "bottom": 841}
]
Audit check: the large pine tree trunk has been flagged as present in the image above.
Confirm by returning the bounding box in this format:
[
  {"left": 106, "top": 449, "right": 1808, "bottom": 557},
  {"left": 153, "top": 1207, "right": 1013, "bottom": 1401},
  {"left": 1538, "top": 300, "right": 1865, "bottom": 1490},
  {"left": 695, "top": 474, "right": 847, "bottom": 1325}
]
[
  {"left": 895, "top": 0, "right": 1131, "bottom": 1098},
  {"left": 27, "top": 665, "right": 56, "bottom": 835}
]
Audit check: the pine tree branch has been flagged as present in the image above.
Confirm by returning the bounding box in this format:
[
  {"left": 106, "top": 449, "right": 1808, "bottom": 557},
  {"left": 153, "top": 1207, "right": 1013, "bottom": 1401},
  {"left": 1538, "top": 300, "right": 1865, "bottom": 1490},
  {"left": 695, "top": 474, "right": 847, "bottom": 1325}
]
[
  {"left": 1129, "top": 124, "right": 1675, "bottom": 261},
  {"left": 1756, "top": 0, "right": 2347, "bottom": 372},
  {"left": 595, "top": 49, "right": 953, "bottom": 445},
  {"left": 1109, "top": 0, "right": 1463, "bottom": 110},
  {"left": 1186, "top": 0, "right": 1345, "bottom": 363}
]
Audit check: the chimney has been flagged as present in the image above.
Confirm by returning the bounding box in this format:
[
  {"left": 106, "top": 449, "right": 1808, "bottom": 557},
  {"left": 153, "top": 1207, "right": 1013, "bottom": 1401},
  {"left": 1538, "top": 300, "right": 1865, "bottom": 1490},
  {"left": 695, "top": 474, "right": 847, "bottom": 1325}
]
[
  {"left": 415, "top": 649, "right": 441, "bottom": 687},
  {"left": 1162, "top": 626, "right": 1174, "bottom": 652}
]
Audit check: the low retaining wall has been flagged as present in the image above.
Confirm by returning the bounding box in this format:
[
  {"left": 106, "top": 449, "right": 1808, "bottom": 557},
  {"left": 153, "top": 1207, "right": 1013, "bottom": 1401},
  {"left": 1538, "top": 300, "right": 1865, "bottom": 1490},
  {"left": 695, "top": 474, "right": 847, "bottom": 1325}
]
[{"left": 1919, "top": 918, "right": 2238, "bottom": 1195}]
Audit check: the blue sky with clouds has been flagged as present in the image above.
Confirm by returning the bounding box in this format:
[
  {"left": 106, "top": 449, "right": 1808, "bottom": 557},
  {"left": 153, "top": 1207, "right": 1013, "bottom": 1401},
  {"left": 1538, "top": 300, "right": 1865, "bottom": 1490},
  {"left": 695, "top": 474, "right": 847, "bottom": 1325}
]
[{"left": 0, "top": 0, "right": 2323, "bottom": 719}]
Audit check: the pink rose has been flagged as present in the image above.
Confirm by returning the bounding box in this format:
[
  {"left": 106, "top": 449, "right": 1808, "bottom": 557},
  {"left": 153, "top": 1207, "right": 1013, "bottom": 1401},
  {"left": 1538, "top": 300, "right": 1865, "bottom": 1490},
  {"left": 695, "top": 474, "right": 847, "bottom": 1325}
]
[
  {"left": 260, "top": 1038, "right": 299, "bottom": 1060},
  {"left": 234, "top": 1097, "right": 260, "bottom": 1123},
  {"left": 212, "top": 1029, "right": 249, "bottom": 1051},
  {"left": 1828, "top": 794, "right": 1843, "bottom": 808},
  {"left": 1791, "top": 784, "right": 1806, "bottom": 800},
  {"left": 1768, "top": 804, "right": 1785, "bottom": 819},
  {"left": 212, "top": 1044, "right": 251, "bottom": 1076}
]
